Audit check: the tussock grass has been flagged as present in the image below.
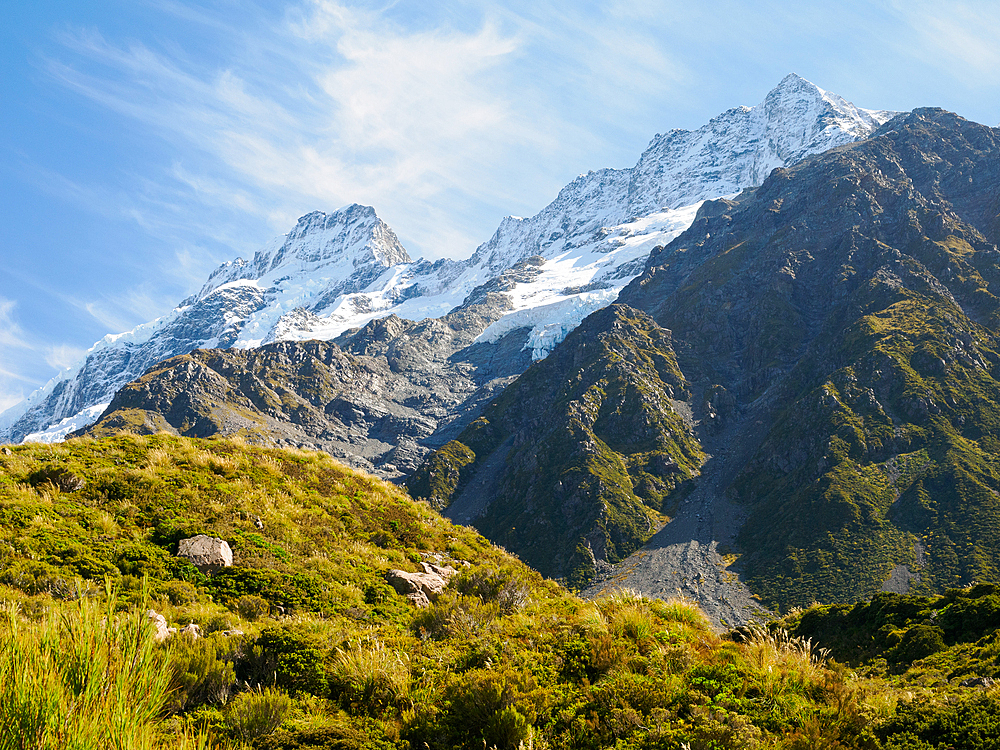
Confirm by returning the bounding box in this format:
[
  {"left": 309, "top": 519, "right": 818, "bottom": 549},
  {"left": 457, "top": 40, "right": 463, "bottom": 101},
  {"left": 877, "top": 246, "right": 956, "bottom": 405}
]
[
  {"left": 0, "top": 581, "right": 208, "bottom": 749},
  {"left": 4, "top": 435, "right": 1000, "bottom": 748},
  {"left": 331, "top": 638, "right": 411, "bottom": 713},
  {"left": 225, "top": 686, "right": 291, "bottom": 742}
]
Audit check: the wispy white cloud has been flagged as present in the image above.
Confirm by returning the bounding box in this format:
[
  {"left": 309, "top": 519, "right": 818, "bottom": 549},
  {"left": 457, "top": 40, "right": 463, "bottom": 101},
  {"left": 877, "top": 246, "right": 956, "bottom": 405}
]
[
  {"left": 0, "top": 300, "right": 35, "bottom": 415},
  {"left": 884, "top": 0, "right": 1000, "bottom": 85},
  {"left": 44, "top": 344, "right": 89, "bottom": 371},
  {"left": 0, "top": 299, "right": 31, "bottom": 350},
  {"left": 40, "top": 1, "right": 689, "bottom": 262},
  {"left": 77, "top": 286, "right": 179, "bottom": 334}
]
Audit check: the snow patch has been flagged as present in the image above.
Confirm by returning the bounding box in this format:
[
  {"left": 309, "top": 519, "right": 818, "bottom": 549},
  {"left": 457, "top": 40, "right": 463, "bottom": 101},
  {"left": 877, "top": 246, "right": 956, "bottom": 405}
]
[
  {"left": 22, "top": 403, "right": 110, "bottom": 444},
  {"left": 475, "top": 203, "right": 703, "bottom": 359}
]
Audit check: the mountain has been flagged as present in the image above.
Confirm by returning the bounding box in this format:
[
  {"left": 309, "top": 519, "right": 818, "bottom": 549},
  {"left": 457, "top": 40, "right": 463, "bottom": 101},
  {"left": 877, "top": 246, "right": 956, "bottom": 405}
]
[
  {"left": 619, "top": 107, "right": 1000, "bottom": 610},
  {"left": 78, "top": 300, "right": 536, "bottom": 477},
  {"left": 1, "top": 74, "right": 895, "bottom": 448},
  {"left": 414, "top": 107, "right": 1000, "bottom": 618},
  {"left": 0, "top": 205, "right": 416, "bottom": 444}
]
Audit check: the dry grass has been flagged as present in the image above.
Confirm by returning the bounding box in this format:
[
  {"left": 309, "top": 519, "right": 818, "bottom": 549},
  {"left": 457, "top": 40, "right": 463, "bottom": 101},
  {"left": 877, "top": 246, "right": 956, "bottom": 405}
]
[{"left": 331, "top": 637, "right": 411, "bottom": 711}]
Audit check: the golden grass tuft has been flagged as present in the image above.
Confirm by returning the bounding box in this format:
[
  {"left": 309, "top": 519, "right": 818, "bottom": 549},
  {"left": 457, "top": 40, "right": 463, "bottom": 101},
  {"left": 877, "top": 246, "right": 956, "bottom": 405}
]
[{"left": 0, "top": 582, "right": 211, "bottom": 749}]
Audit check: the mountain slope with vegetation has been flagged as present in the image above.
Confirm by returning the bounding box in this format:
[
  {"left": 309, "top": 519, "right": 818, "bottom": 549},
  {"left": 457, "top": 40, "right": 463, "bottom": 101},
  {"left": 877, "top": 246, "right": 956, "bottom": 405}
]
[
  {"left": 620, "top": 108, "right": 1000, "bottom": 609},
  {"left": 407, "top": 304, "right": 705, "bottom": 589},
  {"left": 6, "top": 435, "right": 1000, "bottom": 748},
  {"left": 411, "top": 108, "right": 1000, "bottom": 613}
]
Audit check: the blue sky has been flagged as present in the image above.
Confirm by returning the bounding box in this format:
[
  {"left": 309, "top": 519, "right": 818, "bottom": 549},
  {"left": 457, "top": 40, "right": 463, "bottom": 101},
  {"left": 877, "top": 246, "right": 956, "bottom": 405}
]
[{"left": 2, "top": 0, "right": 999, "bottom": 415}]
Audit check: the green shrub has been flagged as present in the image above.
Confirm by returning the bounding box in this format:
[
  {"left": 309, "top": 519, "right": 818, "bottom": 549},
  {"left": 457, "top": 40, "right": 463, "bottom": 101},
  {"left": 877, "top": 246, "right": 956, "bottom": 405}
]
[
  {"left": 226, "top": 686, "right": 292, "bottom": 741},
  {"left": 234, "top": 594, "right": 271, "bottom": 621},
  {"left": 203, "top": 612, "right": 239, "bottom": 634},
  {"left": 939, "top": 593, "right": 1000, "bottom": 643},
  {"left": 436, "top": 668, "right": 539, "bottom": 750},
  {"left": 887, "top": 624, "right": 946, "bottom": 666},
  {"left": 411, "top": 592, "right": 498, "bottom": 641},
  {"left": 209, "top": 567, "right": 326, "bottom": 613},
  {"left": 240, "top": 625, "right": 329, "bottom": 696},
  {"left": 880, "top": 693, "right": 1000, "bottom": 750},
  {"left": 162, "top": 580, "right": 199, "bottom": 606},
  {"left": 452, "top": 566, "right": 530, "bottom": 614}
]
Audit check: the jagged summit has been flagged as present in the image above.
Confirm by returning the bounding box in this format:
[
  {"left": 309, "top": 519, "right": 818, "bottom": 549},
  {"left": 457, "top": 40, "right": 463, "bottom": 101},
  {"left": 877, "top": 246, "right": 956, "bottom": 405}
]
[
  {"left": 2, "top": 75, "right": 898, "bottom": 445},
  {"left": 187, "top": 204, "right": 410, "bottom": 306},
  {"left": 470, "top": 74, "right": 897, "bottom": 276},
  {"left": 624, "top": 73, "right": 898, "bottom": 219}
]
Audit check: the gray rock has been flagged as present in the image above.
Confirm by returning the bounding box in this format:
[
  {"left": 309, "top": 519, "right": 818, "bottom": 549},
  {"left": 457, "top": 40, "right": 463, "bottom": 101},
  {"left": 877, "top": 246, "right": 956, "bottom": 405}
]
[
  {"left": 386, "top": 566, "right": 455, "bottom": 607},
  {"left": 147, "top": 610, "right": 176, "bottom": 643},
  {"left": 177, "top": 535, "right": 233, "bottom": 574},
  {"left": 960, "top": 676, "right": 996, "bottom": 688}
]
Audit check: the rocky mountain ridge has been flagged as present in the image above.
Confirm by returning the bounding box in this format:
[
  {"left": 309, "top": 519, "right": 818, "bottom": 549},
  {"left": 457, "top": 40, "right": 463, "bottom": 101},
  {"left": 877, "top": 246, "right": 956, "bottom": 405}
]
[
  {"left": 79, "top": 295, "right": 536, "bottom": 477},
  {"left": 1, "top": 74, "right": 894, "bottom": 446}
]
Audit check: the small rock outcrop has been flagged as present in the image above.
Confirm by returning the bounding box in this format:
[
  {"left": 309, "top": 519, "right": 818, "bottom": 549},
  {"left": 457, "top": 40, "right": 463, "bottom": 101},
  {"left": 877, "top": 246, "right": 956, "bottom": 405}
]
[
  {"left": 177, "top": 535, "right": 233, "bottom": 574},
  {"left": 386, "top": 562, "right": 457, "bottom": 608},
  {"left": 147, "top": 610, "right": 177, "bottom": 643}
]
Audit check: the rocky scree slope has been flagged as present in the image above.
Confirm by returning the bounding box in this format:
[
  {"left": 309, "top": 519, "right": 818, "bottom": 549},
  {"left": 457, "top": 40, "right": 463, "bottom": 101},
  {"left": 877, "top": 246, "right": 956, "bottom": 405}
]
[{"left": 2, "top": 74, "right": 894, "bottom": 446}]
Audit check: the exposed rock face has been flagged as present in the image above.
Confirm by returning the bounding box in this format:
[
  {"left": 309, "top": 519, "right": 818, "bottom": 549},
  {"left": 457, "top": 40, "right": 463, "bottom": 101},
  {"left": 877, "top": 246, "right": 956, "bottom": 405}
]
[
  {"left": 77, "top": 295, "right": 534, "bottom": 478},
  {"left": 177, "top": 535, "right": 233, "bottom": 574}
]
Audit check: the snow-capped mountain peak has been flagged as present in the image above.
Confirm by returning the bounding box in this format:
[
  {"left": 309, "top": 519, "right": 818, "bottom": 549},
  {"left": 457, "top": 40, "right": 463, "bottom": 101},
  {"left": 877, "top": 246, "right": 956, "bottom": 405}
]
[
  {"left": 188, "top": 204, "right": 410, "bottom": 306},
  {"left": 624, "top": 73, "right": 898, "bottom": 220},
  {"left": 2, "top": 75, "right": 901, "bottom": 445}
]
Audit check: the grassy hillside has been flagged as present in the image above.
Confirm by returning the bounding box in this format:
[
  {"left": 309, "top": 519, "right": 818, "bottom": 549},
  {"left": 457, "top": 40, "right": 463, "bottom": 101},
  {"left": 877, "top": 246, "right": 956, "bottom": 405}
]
[{"left": 4, "top": 434, "right": 1000, "bottom": 748}]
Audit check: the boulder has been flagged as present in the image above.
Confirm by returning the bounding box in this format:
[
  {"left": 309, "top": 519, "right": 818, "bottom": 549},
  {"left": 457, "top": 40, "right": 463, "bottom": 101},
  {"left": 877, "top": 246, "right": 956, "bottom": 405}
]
[
  {"left": 386, "top": 565, "right": 456, "bottom": 608},
  {"left": 177, "top": 535, "right": 233, "bottom": 574},
  {"left": 960, "top": 676, "right": 996, "bottom": 689},
  {"left": 406, "top": 590, "right": 431, "bottom": 608},
  {"left": 421, "top": 561, "right": 458, "bottom": 580},
  {"left": 147, "top": 610, "right": 177, "bottom": 643},
  {"left": 179, "top": 623, "right": 202, "bottom": 639}
]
